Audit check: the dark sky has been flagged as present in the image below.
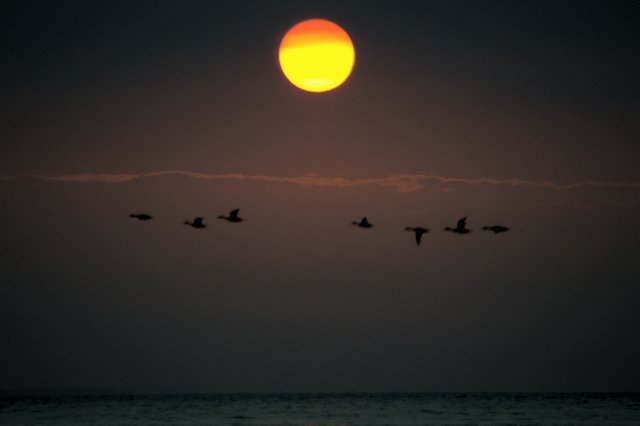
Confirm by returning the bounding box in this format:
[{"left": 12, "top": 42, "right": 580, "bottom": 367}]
[{"left": 1, "top": 0, "right": 639, "bottom": 393}]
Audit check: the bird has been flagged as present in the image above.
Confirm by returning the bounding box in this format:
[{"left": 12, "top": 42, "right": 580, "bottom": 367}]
[
  {"left": 218, "top": 209, "right": 243, "bottom": 223},
  {"left": 130, "top": 213, "right": 152, "bottom": 221},
  {"left": 352, "top": 217, "right": 373, "bottom": 228},
  {"left": 184, "top": 217, "right": 206, "bottom": 229},
  {"left": 444, "top": 217, "right": 471, "bottom": 234},
  {"left": 483, "top": 225, "right": 509, "bottom": 234},
  {"left": 405, "top": 226, "right": 430, "bottom": 245}
]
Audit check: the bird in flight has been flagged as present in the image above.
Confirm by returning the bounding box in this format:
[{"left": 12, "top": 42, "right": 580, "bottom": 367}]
[
  {"left": 483, "top": 225, "right": 509, "bottom": 234},
  {"left": 184, "top": 217, "right": 206, "bottom": 229},
  {"left": 130, "top": 213, "right": 152, "bottom": 221},
  {"left": 219, "top": 209, "right": 243, "bottom": 223},
  {"left": 405, "top": 226, "right": 430, "bottom": 245},
  {"left": 444, "top": 217, "right": 471, "bottom": 234},
  {"left": 352, "top": 217, "right": 373, "bottom": 228}
]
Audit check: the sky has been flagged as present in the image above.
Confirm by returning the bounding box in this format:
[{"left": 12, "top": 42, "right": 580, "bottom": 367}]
[{"left": 1, "top": 0, "right": 639, "bottom": 393}]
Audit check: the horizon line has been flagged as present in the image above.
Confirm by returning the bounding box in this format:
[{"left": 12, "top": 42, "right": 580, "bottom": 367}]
[{"left": 1, "top": 170, "right": 640, "bottom": 193}]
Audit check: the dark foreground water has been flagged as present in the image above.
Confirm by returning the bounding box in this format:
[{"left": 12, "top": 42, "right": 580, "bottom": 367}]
[{"left": 1, "top": 393, "right": 638, "bottom": 425}]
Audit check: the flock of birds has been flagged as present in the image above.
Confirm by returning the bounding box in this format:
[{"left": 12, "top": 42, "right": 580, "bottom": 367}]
[
  {"left": 352, "top": 216, "right": 508, "bottom": 245},
  {"left": 131, "top": 209, "right": 509, "bottom": 246},
  {"left": 130, "top": 209, "right": 244, "bottom": 228}
]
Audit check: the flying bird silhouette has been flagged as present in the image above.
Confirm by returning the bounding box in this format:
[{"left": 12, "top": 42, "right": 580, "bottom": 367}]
[
  {"left": 130, "top": 213, "right": 152, "bottom": 221},
  {"left": 184, "top": 217, "right": 206, "bottom": 229},
  {"left": 405, "top": 226, "right": 430, "bottom": 245},
  {"left": 219, "top": 209, "right": 243, "bottom": 223},
  {"left": 352, "top": 217, "right": 373, "bottom": 228},
  {"left": 483, "top": 225, "right": 510, "bottom": 234},
  {"left": 444, "top": 217, "right": 471, "bottom": 234}
]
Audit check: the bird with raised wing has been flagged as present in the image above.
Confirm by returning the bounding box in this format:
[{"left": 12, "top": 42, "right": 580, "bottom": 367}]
[
  {"left": 352, "top": 217, "right": 373, "bottom": 228},
  {"left": 219, "top": 209, "right": 243, "bottom": 223},
  {"left": 444, "top": 217, "right": 471, "bottom": 234}
]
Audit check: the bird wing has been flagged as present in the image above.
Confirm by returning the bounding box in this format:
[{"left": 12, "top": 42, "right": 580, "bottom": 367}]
[
  {"left": 457, "top": 217, "right": 467, "bottom": 229},
  {"left": 415, "top": 231, "right": 422, "bottom": 245},
  {"left": 230, "top": 209, "right": 240, "bottom": 219},
  {"left": 361, "top": 217, "right": 369, "bottom": 226},
  {"left": 193, "top": 217, "right": 204, "bottom": 226}
]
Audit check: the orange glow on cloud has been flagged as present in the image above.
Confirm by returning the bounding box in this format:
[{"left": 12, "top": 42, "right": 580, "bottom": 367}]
[
  {"left": 4, "top": 171, "right": 640, "bottom": 193},
  {"left": 279, "top": 19, "right": 355, "bottom": 92}
]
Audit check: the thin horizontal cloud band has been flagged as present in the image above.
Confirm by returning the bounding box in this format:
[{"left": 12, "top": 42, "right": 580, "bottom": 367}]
[{"left": 2, "top": 171, "right": 639, "bottom": 192}]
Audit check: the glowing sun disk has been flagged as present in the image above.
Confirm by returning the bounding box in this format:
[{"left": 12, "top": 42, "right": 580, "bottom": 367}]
[{"left": 279, "top": 19, "right": 355, "bottom": 93}]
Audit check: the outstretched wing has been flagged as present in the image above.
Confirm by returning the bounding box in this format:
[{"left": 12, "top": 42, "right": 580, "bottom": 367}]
[
  {"left": 457, "top": 217, "right": 467, "bottom": 229},
  {"left": 229, "top": 209, "right": 240, "bottom": 219},
  {"left": 415, "top": 231, "right": 422, "bottom": 245},
  {"left": 193, "top": 217, "right": 204, "bottom": 226},
  {"left": 361, "top": 217, "right": 370, "bottom": 226}
]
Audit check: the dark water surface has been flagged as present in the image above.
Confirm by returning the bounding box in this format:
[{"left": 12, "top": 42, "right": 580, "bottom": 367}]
[{"left": 1, "top": 393, "right": 638, "bottom": 425}]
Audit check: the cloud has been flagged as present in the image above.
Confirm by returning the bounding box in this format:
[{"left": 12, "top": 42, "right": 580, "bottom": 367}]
[{"left": 2, "top": 170, "right": 639, "bottom": 193}]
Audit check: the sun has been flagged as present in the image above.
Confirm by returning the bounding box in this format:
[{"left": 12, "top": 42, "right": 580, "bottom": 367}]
[{"left": 278, "top": 19, "right": 355, "bottom": 93}]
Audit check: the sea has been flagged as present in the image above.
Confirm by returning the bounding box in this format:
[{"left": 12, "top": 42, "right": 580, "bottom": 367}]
[{"left": 1, "top": 393, "right": 638, "bottom": 425}]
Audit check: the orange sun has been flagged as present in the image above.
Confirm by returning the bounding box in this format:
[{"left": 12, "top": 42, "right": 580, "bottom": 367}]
[{"left": 278, "top": 19, "right": 355, "bottom": 93}]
